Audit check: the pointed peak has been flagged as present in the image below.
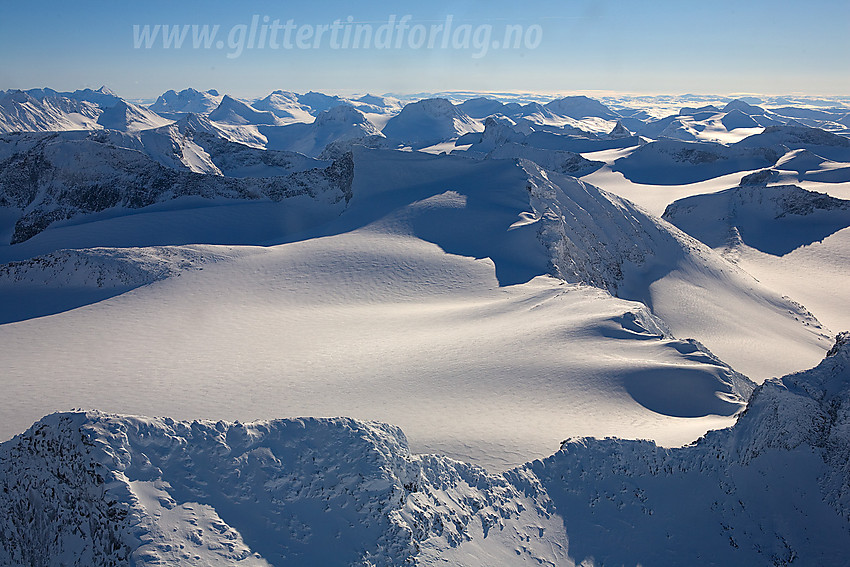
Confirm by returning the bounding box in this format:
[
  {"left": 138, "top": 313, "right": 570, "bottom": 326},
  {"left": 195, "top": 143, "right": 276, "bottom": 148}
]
[{"left": 609, "top": 121, "right": 632, "bottom": 138}]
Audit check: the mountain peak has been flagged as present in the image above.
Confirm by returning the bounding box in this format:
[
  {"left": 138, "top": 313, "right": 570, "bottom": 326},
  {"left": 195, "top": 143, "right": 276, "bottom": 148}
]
[
  {"left": 723, "top": 99, "right": 766, "bottom": 115},
  {"left": 608, "top": 120, "right": 632, "bottom": 138},
  {"left": 544, "top": 95, "right": 620, "bottom": 120}
]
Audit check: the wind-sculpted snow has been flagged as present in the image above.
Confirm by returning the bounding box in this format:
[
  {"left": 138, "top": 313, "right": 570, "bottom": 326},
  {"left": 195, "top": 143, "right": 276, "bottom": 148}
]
[
  {"left": 519, "top": 332, "right": 850, "bottom": 566},
  {"left": 3, "top": 335, "right": 850, "bottom": 566},
  {"left": 0, "top": 133, "right": 354, "bottom": 243},
  {"left": 663, "top": 183, "right": 850, "bottom": 255}
]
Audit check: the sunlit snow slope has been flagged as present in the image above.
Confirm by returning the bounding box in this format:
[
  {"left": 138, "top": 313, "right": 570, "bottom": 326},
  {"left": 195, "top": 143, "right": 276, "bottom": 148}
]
[{"left": 0, "top": 148, "right": 829, "bottom": 469}]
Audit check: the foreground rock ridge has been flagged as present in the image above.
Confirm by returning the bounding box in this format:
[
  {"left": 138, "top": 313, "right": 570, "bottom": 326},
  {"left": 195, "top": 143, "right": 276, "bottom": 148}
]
[{"left": 2, "top": 333, "right": 849, "bottom": 566}]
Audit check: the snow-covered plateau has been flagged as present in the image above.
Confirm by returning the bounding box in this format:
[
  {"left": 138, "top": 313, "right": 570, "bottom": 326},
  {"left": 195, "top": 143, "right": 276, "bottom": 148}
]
[{"left": 1, "top": 87, "right": 849, "bottom": 565}]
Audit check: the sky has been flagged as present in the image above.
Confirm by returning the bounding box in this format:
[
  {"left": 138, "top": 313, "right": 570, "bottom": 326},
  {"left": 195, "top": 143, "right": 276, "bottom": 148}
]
[{"left": 1, "top": 0, "right": 848, "bottom": 100}]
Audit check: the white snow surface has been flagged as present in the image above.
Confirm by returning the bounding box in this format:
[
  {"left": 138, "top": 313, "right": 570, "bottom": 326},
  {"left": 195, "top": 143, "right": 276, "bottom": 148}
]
[
  {"left": 0, "top": 147, "right": 833, "bottom": 471},
  {"left": 2, "top": 333, "right": 850, "bottom": 566},
  {"left": 1, "top": 89, "right": 850, "bottom": 565}
]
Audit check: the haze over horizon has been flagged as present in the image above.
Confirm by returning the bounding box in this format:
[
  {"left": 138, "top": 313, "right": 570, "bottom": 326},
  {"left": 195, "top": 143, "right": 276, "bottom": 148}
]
[{"left": 2, "top": 0, "right": 848, "bottom": 99}]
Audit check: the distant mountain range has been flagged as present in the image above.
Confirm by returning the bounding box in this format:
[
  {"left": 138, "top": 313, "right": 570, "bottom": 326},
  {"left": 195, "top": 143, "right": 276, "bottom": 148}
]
[{"left": 1, "top": 86, "right": 849, "bottom": 566}]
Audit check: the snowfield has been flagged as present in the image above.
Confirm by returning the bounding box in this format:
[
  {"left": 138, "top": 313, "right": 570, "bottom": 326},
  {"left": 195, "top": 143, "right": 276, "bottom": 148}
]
[
  {"left": 2, "top": 333, "right": 850, "bottom": 566},
  {"left": 1, "top": 87, "right": 849, "bottom": 565}
]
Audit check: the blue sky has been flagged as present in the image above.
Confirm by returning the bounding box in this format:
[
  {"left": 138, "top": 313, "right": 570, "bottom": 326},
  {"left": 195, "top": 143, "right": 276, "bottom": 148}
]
[{"left": 1, "top": 0, "right": 848, "bottom": 99}]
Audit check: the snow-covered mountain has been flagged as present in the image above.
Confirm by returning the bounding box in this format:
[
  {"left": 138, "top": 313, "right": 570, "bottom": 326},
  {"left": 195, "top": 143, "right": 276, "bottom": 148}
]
[
  {"left": 461, "top": 115, "right": 642, "bottom": 156},
  {"left": 208, "top": 95, "right": 283, "bottom": 126},
  {"left": 0, "top": 87, "right": 168, "bottom": 134},
  {"left": 97, "top": 121, "right": 328, "bottom": 177},
  {"left": 0, "top": 90, "right": 102, "bottom": 133},
  {"left": 95, "top": 100, "right": 172, "bottom": 132},
  {"left": 457, "top": 96, "right": 520, "bottom": 119},
  {"left": 733, "top": 124, "right": 850, "bottom": 162},
  {"left": 250, "top": 90, "right": 314, "bottom": 123},
  {"left": 543, "top": 95, "right": 621, "bottom": 120},
  {"left": 259, "top": 104, "right": 383, "bottom": 156},
  {"left": 2, "top": 88, "right": 850, "bottom": 565},
  {"left": 2, "top": 333, "right": 849, "bottom": 566},
  {"left": 486, "top": 143, "right": 604, "bottom": 176},
  {"left": 296, "top": 90, "right": 349, "bottom": 114},
  {"left": 63, "top": 86, "right": 125, "bottom": 108},
  {"left": 0, "top": 146, "right": 830, "bottom": 461},
  {"left": 382, "top": 98, "right": 481, "bottom": 147},
  {"left": 149, "top": 88, "right": 224, "bottom": 116},
  {"left": 612, "top": 138, "right": 783, "bottom": 184},
  {"left": 662, "top": 183, "right": 850, "bottom": 255},
  {"left": 0, "top": 132, "right": 353, "bottom": 243}
]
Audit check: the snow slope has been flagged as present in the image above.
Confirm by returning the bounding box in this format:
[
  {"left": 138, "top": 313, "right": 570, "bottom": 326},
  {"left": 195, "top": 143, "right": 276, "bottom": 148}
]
[
  {"left": 0, "top": 147, "right": 834, "bottom": 470},
  {"left": 0, "top": 133, "right": 353, "bottom": 243},
  {"left": 662, "top": 183, "right": 850, "bottom": 255},
  {"left": 3, "top": 333, "right": 850, "bottom": 566},
  {"left": 662, "top": 183, "right": 850, "bottom": 333},
  {"left": 95, "top": 101, "right": 172, "bottom": 132},
  {"left": 208, "top": 95, "right": 283, "bottom": 126},
  {"left": 0, "top": 90, "right": 102, "bottom": 133},
  {"left": 250, "top": 90, "right": 314, "bottom": 124},
  {"left": 612, "top": 138, "right": 781, "bottom": 184},
  {"left": 259, "top": 105, "right": 382, "bottom": 156},
  {"left": 382, "top": 98, "right": 481, "bottom": 147},
  {"left": 0, "top": 245, "right": 233, "bottom": 324}
]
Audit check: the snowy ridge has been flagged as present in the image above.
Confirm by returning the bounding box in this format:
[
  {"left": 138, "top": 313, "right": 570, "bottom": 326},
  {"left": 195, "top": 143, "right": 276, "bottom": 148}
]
[
  {"left": 2, "top": 335, "right": 850, "bottom": 565},
  {"left": 662, "top": 183, "right": 850, "bottom": 254},
  {"left": 0, "top": 91, "right": 102, "bottom": 133},
  {"left": 519, "top": 332, "right": 850, "bottom": 566},
  {"left": 0, "top": 246, "right": 227, "bottom": 290},
  {"left": 0, "top": 412, "right": 565, "bottom": 567},
  {"left": 0, "top": 133, "right": 354, "bottom": 243},
  {"left": 612, "top": 138, "right": 782, "bottom": 184}
]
